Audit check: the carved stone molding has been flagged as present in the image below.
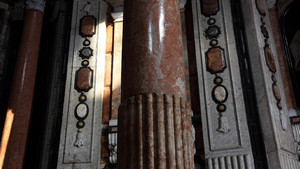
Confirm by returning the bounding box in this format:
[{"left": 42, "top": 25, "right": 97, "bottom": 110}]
[{"left": 26, "top": 0, "right": 46, "bottom": 12}]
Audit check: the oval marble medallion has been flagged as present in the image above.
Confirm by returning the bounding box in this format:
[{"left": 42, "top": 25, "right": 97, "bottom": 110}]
[
  {"left": 76, "top": 103, "right": 88, "bottom": 120},
  {"left": 272, "top": 84, "right": 281, "bottom": 101},
  {"left": 213, "top": 85, "right": 227, "bottom": 103}
]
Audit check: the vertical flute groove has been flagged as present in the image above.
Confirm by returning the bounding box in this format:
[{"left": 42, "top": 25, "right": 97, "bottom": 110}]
[
  {"left": 205, "top": 154, "right": 255, "bottom": 169},
  {"left": 118, "top": 93, "right": 193, "bottom": 169}
]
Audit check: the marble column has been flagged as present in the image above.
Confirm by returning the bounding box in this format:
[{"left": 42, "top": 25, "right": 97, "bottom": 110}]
[
  {"left": 118, "top": 0, "right": 194, "bottom": 168},
  {"left": 0, "top": 0, "right": 45, "bottom": 169}
]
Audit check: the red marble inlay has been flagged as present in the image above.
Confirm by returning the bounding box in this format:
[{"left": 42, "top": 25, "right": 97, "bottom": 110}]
[
  {"left": 80, "top": 16, "right": 96, "bottom": 37},
  {"left": 206, "top": 47, "right": 226, "bottom": 74},
  {"left": 75, "top": 67, "right": 92, "bottom": 92},
  {"left": 201, "top": 0, "right": 219, "bottom": 16},
  {"left": 265, "top": 47, "right": 276, "bottom": 72}
]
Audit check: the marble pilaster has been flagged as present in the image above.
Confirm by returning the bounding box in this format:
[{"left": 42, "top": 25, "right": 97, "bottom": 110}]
[
  {"left": 118, "top": 0, "right": 194, "bottom": 168},
  {"left": 57, "top": 0, "right": 106, "bottom": 168},
  {"left": 191, "top": 0, "right": 255, "bottom": 168},
  {"left": 0, "top": 1, "right": 45, "bottom": 168},
  {"left": 240, "top": 0, "right": 300, "bottom": 168}
]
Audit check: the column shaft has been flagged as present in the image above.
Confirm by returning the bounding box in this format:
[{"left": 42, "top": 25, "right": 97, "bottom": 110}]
[
  {"left": 118, "top": 0, "right": 194, "bottom": 168},
  {"left": 0, "top": 9, "right": 43, "bottom": 169},
  {"left": 122, "top": 0, "right": 186, "bottom": 98}
]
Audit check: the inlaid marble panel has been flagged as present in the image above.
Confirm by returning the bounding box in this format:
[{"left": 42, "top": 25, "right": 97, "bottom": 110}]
[
  {"left": 57, "top": 0, "right": 106, "bottom": 168},
  {"left": 191, "top": 0, "right": 255, "bottom": 168}
]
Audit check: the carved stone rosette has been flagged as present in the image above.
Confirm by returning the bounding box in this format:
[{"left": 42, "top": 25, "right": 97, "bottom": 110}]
[
  {"left": 118, "top": 93, "right": 194, "bottom": 169},
  {"left": 26, "top": 0, "right": 46, "bottom": 12}
]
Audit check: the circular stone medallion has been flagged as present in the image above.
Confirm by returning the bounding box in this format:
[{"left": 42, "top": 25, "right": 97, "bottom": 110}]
[
  {"left": 79, "top": 47, "right": 93, "bottom": 59},
  {"left": 213, "top": 85, "right": 228, "bottom": 103},
  {"left": 83, "top": 39, "right": 90, "bottom": 46},
  {"left": 82, "top": 48, "right": 91, "bottom": 56},
  {"left": 77, "top": 121, "right": 85, "bottom": 128},
  {"left": 75, "top": 103, "right": 89, "bottom": 120}
]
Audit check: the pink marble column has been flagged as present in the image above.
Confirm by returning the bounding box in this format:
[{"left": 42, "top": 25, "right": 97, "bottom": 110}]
[
  {"left": 0, "top": 1, "right": 45, "bottom": 169},
  {"left": 118, "top": 0, "right": 194, "bottom": 168}
]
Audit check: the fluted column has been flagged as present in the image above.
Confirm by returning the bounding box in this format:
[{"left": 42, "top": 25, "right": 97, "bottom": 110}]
[
  {"left": 0, "top": 0, "right": 45, "bottom": 169},
  {"left": 118, "top": 0, "right": 194, "bottom": 168}
]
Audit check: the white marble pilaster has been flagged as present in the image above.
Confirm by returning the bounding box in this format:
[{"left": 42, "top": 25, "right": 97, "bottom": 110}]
[
  {"left": 240, "top": 0, "right": 300, "bottom": 168},
  {"left": 57, "top": 0, "right": 106, "bottom": 168},
  {"left": 191, "top": 0, "right": 255, "bottom": 168}
]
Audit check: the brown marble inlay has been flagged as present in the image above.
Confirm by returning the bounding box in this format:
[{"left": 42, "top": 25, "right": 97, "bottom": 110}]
[
  {"left": 75, "top": 67, "right": 93, "bottom": 92},
  {"left": 273, "top": 84, "right": 281, "bottom": 101},
  {"left": 80, "top": 16, "right": 96, "bottom": 37},
  {"left": 265, "top": 47, "right": 276, "bottom": 72},
  {"left": 255, "top": 0, "right": 265, "bottom": 15},
  {"left": 201, "top": 0, "right": 219, "bottom": 16},
  {"left": 206, "top": 47, "right": 226, "bottom": 74}
]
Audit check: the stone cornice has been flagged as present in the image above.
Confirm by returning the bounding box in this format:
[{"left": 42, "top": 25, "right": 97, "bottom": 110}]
[{"left": 26, "top": 0, "right": 46, "bottom": 12}]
